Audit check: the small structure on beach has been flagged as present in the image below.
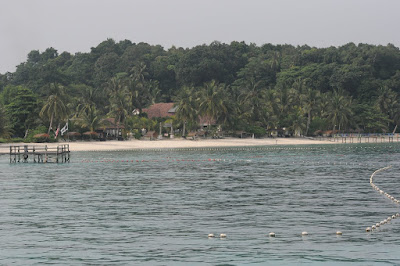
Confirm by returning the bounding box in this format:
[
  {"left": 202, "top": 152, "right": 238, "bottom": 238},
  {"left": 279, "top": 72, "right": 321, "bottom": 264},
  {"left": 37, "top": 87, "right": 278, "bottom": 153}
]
[
  {"left": 9, "top": 144, "right": 70, "bottom": 163},
  {"left": 143, "top": 131, "right": 158, "bottom": 140},
  {"left": 96, "top": 118, "right": 125, "bottom": 140}
]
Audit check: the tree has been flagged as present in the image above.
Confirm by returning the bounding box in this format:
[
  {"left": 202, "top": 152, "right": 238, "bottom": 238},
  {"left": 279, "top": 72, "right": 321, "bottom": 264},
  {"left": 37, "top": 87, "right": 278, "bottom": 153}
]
[
  {"left": 78, "top": 105, "right": 102, "bottom": 132},
  {"left": 376, "top": 86, "right": 399, "bottom": 131},
  {"left": 300, "top": 87, "right": 320, "bottom": 135},
  {"left": 39, "top": 83, "right": 69, "bottom": 134},
  {"left": 327, "top": 89, "right": 353, "bottom": 132},
  {"left": 2, "top": 85, "right": 38, "bottom": 137},
  {"left": 174, "top": 86, "right": 198, "bottom": 136},
  {"left": 198, "top": 80, "right": 230, "bottom": 128},
  {"left": 0, "top": 103, "right": 11, "bottom": 138}
]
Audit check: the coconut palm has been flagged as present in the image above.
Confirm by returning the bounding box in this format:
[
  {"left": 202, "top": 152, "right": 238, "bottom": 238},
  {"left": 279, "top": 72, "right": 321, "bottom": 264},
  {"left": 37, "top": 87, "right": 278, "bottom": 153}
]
[
  {"left": 198, "top": 80, "right": 229, "bottom": 128},
  {"left": 289, "top": 107, "right": 307, "bottom": 136},
  {"left": 78, "top": 105, "right": 102, "bottom": 132},
  {"left": 39, "top": 83, "right": 69, "bottom": 134},
  {"left": 174, "top": 86, "right": 198, "bottom": 136},
  {"left": 327, "top": 89, "right": 353, "bottom": 133},
  {"left": 376, "top": 86, "right": 400, "bottom": 130},
  {"left": 300, "top": 87, "right": 320, "bottom": 135},
  {"left": 238, "top": 78, "right": 267, "bottom": 125}
]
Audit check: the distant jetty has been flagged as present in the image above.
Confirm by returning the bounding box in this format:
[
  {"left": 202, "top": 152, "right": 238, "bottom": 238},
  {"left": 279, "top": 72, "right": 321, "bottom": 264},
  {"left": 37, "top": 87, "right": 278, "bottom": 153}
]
[{"left": 8, "top": 144, "right": 70, "bottom": 163}]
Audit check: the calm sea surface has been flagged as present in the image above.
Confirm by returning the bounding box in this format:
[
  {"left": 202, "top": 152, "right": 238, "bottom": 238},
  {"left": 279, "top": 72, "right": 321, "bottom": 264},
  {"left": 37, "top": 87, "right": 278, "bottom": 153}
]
[{"left": 0, "top": 143, "right": 399, "bottom": 265}]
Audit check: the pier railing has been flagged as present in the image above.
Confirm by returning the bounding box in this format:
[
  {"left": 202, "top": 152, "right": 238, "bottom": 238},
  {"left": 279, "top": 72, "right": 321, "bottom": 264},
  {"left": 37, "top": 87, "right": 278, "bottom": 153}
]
[{"left": 9, "top": 144, "right": 70, "bottom": 163}]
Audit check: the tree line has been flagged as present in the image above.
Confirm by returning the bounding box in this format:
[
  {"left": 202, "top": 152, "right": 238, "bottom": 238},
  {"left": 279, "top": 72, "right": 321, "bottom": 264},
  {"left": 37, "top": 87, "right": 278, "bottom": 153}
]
[{"left": 1, "top": 39, "right": 400, "bottom": 140}]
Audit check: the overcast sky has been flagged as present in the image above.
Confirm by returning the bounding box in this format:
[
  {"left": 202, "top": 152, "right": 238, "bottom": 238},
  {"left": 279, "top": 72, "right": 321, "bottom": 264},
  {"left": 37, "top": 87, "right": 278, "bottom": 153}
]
[{"left": 0, "top": 0, "right": 399, "bottom": 73}]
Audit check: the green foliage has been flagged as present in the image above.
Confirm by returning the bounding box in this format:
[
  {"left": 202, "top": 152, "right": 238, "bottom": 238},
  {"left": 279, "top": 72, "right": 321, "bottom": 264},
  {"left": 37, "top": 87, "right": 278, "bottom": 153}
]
[
  {"left": 1, "top": 40, "right": 400, "bottom": 138},
  {"left": 247, "top": 125, "right": 266, "bottom": 138},
  {"left": 0, "top": 103, "right": 12, "bottom": 138},
  {"left": 2, "top": 85, "right": 38, "bottom": 137}
]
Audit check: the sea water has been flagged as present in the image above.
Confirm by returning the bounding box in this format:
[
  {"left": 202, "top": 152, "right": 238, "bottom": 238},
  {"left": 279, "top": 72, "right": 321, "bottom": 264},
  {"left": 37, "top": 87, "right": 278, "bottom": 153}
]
[{"left": 0, "top": 144, "right": 399, "bottom": 265}]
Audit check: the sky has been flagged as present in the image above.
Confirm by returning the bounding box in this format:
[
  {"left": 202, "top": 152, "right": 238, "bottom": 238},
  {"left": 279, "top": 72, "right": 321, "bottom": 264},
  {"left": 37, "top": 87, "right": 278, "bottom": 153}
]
[{"left": 1, "top": 0, "right": 399, "bottom": 73}]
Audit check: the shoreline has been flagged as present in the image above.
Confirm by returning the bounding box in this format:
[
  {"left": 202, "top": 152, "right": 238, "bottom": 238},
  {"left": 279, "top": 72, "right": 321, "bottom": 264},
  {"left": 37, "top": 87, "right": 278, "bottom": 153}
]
[{"left": 0, "top": 136, "right": 397, "bottom": 153}]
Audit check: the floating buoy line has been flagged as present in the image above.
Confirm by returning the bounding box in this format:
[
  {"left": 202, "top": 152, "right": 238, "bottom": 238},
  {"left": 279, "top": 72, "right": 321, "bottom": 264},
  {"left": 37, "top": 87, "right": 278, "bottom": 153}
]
[
  {"left": 81, "top": 143, "right": 399, "bottom": 153},
  {"left": 76, "top": 144, "right": 400, "bottom": 238},
  {"left": 367, "top": 166, "right": 400, "bottom": 232}
]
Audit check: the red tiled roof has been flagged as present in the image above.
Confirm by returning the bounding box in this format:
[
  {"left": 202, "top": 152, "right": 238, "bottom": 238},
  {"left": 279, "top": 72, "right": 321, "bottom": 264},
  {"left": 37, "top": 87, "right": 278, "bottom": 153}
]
[{"left": 142, "top": 103, "right": 175, "bottom": 119}]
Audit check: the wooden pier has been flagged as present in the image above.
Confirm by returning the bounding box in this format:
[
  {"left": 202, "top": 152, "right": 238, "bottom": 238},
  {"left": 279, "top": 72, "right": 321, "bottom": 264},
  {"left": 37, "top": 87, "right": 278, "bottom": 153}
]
[{"left": 9, "top": 144, "right": 70, "bottom": 163}]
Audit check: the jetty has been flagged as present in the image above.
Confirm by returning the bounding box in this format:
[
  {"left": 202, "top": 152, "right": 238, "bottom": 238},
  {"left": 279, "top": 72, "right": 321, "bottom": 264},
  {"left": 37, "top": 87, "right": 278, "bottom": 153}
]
[{"left": 8, "top": 144, "right": 70, "bottom": 163}]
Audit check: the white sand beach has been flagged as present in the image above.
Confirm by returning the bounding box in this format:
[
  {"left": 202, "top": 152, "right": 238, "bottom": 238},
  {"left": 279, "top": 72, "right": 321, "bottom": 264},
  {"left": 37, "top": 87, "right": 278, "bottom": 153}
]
[
  {"left": 1, "top": 136, "right": 397, "bottom": 153},
  {"left": 64, "top": 137, "right": 339, "bottom": 151},
  {"left": 0, "top": 137, "right": 333, "bottom": 153}
]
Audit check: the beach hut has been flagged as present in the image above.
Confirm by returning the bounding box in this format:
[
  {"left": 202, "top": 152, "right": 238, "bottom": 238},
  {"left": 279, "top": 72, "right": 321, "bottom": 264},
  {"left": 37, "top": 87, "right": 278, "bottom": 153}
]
[
  {"left": 66, "top": 132, "right": 81, "bottom": 141},
  {"left": 143, "top": 131, "right": 158, "bottom": 140},
  {"left": 187, "top": 132, "right": 198, "bottom": 140},
  {"left": 83, "top": 131, "right": 99, "bottom": 140},
  {"left": 96, "top": 118, "right": 125, "bottom": 140}
]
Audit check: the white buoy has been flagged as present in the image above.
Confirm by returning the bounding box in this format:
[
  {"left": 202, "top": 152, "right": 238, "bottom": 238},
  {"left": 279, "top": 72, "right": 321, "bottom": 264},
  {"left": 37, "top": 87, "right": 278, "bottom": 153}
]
[
  {"left": 387, "top": 217, "right": 392, "bottom": 221},
  {"left": 208, "top": 233, "right": 215, "bottom": 238},
  {"left": 380, "top": 221, "right": 385, "bottom": 225},
  {"left": 301, "top": 231, "right": 308, "bottom": 236},
  {"left": 366, "top": 227, "right": 371, "bottom": 232},
  {"left": 397, "top": 213, "right": 400, "bottom": 217},
  {"left": 336, "top": 231, "right": 342, "bottom": 235},
  {"left": 269, "top": 232, "right": 276, "bottom": 237},
  {"left": 384, "top": 219, "right": 388, "bottom": 223},
  {"left": 372, "top": 225, "right": 376, "bottom": 230},
  {"left": 376, "top": 223, "right": 380, "bottom": 227},
  {"left": 392, "top": 215, "right": 396, "bottom": 219},
  {"left": 220, "top": 233, "right": 227, "bottom": 238}
]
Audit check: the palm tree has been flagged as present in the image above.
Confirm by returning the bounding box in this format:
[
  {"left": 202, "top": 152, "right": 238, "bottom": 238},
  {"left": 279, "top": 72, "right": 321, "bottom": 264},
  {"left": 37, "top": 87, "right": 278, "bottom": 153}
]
[
  {"left": 289, "top": 107, "right": 307, "bottom": 136},
  {"left": 78, "top": 105, "right": 102, "bottom": 132},
  {"left": 376, "top": 86, "right": 399, "bottom": 131},
  {"left": 300, "top": 87, "right": 320, "bottom": 135},
  {"left": 39, "top": 83, "right": 69, "bottom": 134},
  {"left": 74, "top": 85, "right": 100, "bottom": 118},
  {"left": 105, "top": 76, "right": 130, "bottom": 135},
  {"left": 327, "top": 89, "right": 353, "bottom": 133},
  {"left": 238, "top": 78, "right": 267, "bottom": 125},
  {"left": 174, "top": 86, "right": 198, "bottom": 137},
  {"left": 198, "top": 80, "right": 229, "bottom": 128}
]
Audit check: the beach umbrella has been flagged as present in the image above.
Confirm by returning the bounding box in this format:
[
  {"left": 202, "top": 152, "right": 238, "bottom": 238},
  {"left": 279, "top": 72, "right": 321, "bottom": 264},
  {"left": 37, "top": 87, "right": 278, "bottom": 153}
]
[
  {"left": 33, "top": 133, "right": 50, "bottom": 138},
  {"left": 83, "top": 131, "right": 98, "bottom": 136},
  {"left": 66, "top": 132, "right": 81, "bottom": 137},
  {"left": 83, "top": 131, "right": 99, "bottom": 139}
]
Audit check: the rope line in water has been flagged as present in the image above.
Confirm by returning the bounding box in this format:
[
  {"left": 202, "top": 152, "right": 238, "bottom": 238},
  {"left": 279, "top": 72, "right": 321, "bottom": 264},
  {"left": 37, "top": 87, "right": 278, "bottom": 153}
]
[
  {"left": 80, "top": 143, "right": 399, "bottom": 153},
  {"left": 366, "top": 166, "right": 400, "bottom": 232}
]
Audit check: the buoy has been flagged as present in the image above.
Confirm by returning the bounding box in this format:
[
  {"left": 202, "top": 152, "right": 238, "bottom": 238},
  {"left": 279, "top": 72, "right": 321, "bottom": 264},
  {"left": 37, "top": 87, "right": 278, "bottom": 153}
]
[
  {"left": 392, "top": 215, "right": 396, "bottom": 219},
  {"left": 372, "top": 225, "right": 376, "bottom": 230},
  {"left": 336, "top": 231, "right": 342, "bottom": 235},
  {"left": 301, "top": 231, "right": 308, "bottom": 236},
  {"left": 397, "top": 213, "right": 400, "bottom": 217},
  {"left": 220, "top": 233, "right": 227, "bottom": 238},
  {"left": 387, "top": 217, "right": 392, "bottom": 221},
  {"left": 376, "top": 223, "right": 380, "bottom": 227},
  {"left": 269, "top": 232, "right": 276, "bottom": 237},
  {"left": 366, "top": 227, "right": 371, "bottom": 232},
  {"left": 208, "top": 233, "right": 215, "bottom": 238}
]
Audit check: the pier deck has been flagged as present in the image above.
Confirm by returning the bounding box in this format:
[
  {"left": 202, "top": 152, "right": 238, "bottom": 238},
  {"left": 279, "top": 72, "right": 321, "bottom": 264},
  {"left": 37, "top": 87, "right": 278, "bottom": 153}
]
[{"left": 8, "top": 144, "right": 70, "bottom": 163}]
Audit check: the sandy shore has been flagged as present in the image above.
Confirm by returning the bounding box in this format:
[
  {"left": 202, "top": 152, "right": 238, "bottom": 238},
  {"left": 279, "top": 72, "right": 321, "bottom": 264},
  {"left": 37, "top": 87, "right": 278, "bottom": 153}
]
[
  {"left": 0, "top": 137, "right": 335, "bottom": 153},
  {"left": 66, "top": 137, "right": 337, "bottom": 151},
  {"left": 1, "top": 136, "right": 397, "bottom": 153}
]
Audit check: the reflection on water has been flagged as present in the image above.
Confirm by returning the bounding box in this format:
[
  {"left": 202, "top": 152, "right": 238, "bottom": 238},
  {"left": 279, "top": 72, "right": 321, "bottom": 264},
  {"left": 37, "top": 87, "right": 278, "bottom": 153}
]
[{"left": 0, "top": 144, "right": 399, "bottom": 264}]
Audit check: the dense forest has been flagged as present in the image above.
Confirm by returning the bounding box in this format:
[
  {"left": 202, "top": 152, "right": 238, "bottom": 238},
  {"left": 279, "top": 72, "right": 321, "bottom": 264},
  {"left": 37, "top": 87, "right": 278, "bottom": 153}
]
[{"left": 1, "top": 39, "right": 400, "bottom": 141}]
